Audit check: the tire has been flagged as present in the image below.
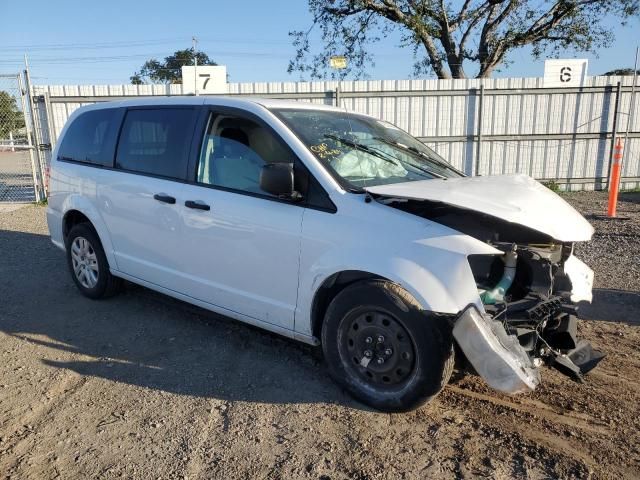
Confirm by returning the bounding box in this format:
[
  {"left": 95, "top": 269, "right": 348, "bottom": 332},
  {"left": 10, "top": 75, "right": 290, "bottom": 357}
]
[
  {"left": 321, "top": 279, "right": 455, "bottom": 412},
  {"left": 65, "top": 223, "right": 122, "bottom": 299}
]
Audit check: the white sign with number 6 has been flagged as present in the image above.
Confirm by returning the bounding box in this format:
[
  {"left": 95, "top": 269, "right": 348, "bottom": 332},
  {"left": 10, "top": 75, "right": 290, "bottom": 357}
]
[
  {"left": 181, "top": 65, "right": 227, "bottom": 94},
  {"left": 543, "top": 59, "right": 588, "bottom": 88}
]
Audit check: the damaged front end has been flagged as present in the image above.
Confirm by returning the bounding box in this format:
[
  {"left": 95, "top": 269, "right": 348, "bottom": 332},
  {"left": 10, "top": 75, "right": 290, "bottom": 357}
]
[
  {"left": 383, "top": 196, "right": 605, "bottom": 394},
  {"left": 464, "top": 241, "right": 604, "bottom": 392}
]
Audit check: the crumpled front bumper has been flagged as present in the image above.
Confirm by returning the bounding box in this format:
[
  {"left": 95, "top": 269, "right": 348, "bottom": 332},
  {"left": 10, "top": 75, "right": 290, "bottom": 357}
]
[{"left": 453, "top": 305, "right": 540, "bottom": 394}]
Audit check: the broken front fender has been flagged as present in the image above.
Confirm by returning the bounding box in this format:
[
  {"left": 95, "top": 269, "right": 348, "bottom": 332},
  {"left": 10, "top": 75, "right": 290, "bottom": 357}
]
[{"left": 453, "top": 304, "right": 540, "bottom": 394}]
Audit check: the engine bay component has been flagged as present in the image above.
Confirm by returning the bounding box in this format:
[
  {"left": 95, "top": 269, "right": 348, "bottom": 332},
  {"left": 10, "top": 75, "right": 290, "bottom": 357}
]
[
  {"left": 476, "top": 247, "right": 604, "bottom": 384},
  {"left": 481, "top": 245, "right": 517, "bottom": 305}
]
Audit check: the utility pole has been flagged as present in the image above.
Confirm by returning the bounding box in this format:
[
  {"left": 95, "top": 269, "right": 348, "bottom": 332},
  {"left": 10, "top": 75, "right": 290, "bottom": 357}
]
[
  {"left": 622, "top": 47, "right": 639, "bottom": 156},
  {"left": 192, "top": 36, "right": 199, "bottom": 96}
]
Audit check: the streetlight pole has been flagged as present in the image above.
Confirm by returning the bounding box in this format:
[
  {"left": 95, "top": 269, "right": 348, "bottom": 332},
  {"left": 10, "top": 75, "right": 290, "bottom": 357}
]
[{"left": 192, "top": 36, "right": 199, "bottom": 96}]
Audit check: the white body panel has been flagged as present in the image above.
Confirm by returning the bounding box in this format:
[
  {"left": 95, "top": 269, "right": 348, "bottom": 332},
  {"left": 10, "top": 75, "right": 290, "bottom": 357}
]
[
  {"left": 178, "top": 185, "right": 303, "bottom": 329},
  {"left": 99, "top": 170, "right": 187, "bottom": 292},
  {"left": 46, "top": 97, "right": 595, "bottom": 348}
]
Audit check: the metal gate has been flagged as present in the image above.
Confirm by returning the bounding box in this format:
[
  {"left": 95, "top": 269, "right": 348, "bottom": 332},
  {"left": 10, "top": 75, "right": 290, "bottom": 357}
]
[{"left": 0, "top": 73, "right": 44, "bottom": 202}]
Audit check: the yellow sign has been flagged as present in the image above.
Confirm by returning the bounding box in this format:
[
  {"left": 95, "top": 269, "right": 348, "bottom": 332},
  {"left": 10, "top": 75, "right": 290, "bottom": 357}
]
[{"left": 329, "top": 56, "right": 348, "bottom": 69}]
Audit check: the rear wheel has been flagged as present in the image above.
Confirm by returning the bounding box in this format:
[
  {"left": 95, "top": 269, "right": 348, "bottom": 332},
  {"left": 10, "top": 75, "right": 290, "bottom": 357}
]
[
  {"left": 65, "top": 223, "right": 121, "bottom": 299},
  {"left": 322, "top": 279, "right": 454, "bottom": 412}
]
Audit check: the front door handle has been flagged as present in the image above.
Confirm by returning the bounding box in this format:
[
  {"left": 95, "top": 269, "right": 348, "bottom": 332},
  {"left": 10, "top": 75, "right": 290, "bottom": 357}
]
[
  {"left": 185, "top": 200, "right": 210, "bottom": 211},
  {"left": 153, "top": 193, "right": 176, "bottom": 204}
]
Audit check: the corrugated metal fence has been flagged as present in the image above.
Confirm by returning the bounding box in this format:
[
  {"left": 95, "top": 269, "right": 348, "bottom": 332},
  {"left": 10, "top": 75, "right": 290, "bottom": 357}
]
[{"left": 33, "top": 75, "right": 640, "bottom": 190}]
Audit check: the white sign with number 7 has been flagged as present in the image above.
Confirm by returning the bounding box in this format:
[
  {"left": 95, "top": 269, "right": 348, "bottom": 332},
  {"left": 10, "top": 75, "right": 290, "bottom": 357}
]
[{"left": 181, "top": 65, "right": 228, "bottom": 94}]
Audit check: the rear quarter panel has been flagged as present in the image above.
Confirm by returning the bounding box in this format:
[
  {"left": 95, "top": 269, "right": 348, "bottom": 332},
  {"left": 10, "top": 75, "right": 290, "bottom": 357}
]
[{"left": 47, "top": 160, "right": 119, "bottom": 270}]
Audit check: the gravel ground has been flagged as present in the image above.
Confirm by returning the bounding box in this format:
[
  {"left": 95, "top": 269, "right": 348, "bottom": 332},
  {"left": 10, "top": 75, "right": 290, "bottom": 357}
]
[{"left": 0, "top": 192, "right": 639, "bottom": 480}]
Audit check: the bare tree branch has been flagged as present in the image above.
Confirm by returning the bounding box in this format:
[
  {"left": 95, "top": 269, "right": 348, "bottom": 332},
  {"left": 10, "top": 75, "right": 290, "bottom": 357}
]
[{"left": 290, "top": 0, "right": 639, "bottom": 80}]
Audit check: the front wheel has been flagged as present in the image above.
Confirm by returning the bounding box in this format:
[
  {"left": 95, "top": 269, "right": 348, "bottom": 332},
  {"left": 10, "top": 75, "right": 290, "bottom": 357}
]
[{"left": 321, "top": 279, "right": 454, "bottom": 412}]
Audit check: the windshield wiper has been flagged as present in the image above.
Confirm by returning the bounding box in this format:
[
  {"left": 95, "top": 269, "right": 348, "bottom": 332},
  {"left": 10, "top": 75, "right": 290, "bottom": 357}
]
[
  {"left": 323, "top": 134, "right": 398, "bottom": 166},
  {"left": 372, "top": 136, "right": 458, "bottom": 173}
]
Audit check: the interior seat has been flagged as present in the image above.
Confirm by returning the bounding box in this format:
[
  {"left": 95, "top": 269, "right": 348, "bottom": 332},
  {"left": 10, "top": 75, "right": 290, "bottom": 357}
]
[{"left": 210, "top": 127, "right": 263, "bottom": 192}]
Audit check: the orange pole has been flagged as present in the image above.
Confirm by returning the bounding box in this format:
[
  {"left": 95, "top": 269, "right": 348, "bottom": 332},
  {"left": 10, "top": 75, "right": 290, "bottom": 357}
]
[{"left": 607, "top": 138, "right": 624, "bottom": 217}]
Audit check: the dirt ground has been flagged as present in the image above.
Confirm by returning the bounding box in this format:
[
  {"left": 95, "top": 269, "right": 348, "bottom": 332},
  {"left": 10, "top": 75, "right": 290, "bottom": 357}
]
[{"left": 0, "top": 192, "right": 639, "bottom": 480}]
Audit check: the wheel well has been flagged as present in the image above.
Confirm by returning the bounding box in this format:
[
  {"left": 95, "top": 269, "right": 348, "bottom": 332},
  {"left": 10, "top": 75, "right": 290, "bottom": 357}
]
[
  {"left": 311, "top": 270, "right": 386, "bottom": 340},
  {"left": 63, "top": 210, "right": 92, "bottom": 240}
]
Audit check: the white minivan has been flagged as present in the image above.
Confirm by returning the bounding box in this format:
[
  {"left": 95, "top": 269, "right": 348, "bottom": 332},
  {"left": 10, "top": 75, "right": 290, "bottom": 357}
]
[{"left": 47, "top": 97, "right": 602, "bottom": 411}]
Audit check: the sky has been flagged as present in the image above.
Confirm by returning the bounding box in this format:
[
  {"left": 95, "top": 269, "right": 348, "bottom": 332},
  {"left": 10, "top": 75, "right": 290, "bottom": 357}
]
[{"left": 1, "top": 0, "right": 639, "bottom": 86}]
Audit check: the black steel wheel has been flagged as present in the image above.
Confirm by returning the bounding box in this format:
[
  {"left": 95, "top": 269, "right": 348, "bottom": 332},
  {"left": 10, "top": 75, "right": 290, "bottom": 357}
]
[
  {"left": 340, "top": 309, "right": 416, "bottom": 388},
  {"left": 322, "top": 279, "right": 454, "bottom": 412}
]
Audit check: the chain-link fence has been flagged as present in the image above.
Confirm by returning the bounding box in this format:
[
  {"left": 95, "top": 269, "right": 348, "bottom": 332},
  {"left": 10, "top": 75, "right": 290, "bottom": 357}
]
[{"left": 0, "top": 74, "right": 38, "bottom": 202}]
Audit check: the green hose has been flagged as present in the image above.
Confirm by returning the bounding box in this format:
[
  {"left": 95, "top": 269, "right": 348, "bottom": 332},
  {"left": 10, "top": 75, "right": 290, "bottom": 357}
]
[{"left": 481, "top": 247, "right": 518, "bottom": 305}]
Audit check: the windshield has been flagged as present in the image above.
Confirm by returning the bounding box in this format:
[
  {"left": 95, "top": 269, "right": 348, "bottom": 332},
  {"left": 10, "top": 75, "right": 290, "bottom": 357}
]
[{"left": 272, "top": 108, "right": 464, "bottom": 189}]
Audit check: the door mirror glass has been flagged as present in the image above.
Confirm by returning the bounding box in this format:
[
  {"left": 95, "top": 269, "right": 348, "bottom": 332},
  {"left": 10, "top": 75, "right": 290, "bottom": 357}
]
[{"left": 260, "top": 163, "right": 294, "bottom": 197}]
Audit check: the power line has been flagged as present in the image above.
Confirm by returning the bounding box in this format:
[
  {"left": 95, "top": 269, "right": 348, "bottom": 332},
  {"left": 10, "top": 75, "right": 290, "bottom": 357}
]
[
  {"left": 0, "top": 37, "right": 189, "bottom": 52},
  {"left": 0, "top": 35, "right": 293, "bottom": 53}
]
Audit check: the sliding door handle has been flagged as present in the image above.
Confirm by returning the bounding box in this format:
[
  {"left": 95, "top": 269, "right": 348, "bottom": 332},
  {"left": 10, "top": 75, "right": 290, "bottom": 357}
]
[{"left": 185, "top": 200, "right": 210, "bottom": 211}]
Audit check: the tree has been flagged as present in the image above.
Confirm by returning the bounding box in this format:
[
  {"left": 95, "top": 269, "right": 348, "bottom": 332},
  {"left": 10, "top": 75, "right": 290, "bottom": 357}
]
[
  {"left": 603, "top": 68, "right": 640, "bottom": 76},
  {"left": 131, "top": 49, "right": 218, "bottom": 84},
  {"left": 0, "top": 91, "right": 25, "bottom": 139},
  {"left": 290, "top": 0, "right": 640, "bottom": 80}
]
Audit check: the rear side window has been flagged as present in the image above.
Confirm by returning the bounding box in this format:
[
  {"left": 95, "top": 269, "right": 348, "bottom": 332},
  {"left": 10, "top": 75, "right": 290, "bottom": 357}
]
[
  {"left": 57, "top": 109, "right": 118, "bottom": 167},
  {"left": 115, "top": 108, "right": 197, "bottom": 179}
]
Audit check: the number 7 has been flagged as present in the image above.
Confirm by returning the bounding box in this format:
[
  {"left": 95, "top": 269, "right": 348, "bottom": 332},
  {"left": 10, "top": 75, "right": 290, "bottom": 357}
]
[{"left": 199, "top": 73, "right": 211, "bottom": 89}]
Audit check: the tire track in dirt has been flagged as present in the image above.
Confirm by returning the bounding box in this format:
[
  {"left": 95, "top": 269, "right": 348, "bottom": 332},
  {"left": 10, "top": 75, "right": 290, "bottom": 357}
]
[
  {"left": 181, "top": 400, "right": 230, "bottom": 480},
  {"left": 176, "top": 335, "right": 252, "bottom": 480},
  {"left": 442, "top": 385, "right": 640, "bottom": 480},
  {"left": 0, "top": 373, "right": 87, "bottom": 474},
  {"left": 0, "top": 371, "right": 85, "bottom": 443},
  {"left": 447, "top": 386, "right": 610, "bottom": 435}
]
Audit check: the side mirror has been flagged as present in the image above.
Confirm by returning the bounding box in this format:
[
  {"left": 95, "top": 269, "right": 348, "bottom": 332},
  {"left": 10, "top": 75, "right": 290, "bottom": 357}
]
[{"left": 260, "top": 163, "right": 297, "bottom": 199}]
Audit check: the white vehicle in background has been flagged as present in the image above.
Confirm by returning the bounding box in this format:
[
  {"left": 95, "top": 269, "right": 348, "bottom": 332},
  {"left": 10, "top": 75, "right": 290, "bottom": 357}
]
[{"left": 47, "top": 97, "right": 602, "bottom": 412}]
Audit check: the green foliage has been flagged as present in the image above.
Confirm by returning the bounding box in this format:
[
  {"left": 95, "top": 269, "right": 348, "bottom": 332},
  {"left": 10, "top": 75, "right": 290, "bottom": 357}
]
[
  {"left": 290, "top": 0, "right": 639, "bottom": 80},
  {"left": 130, "top": 49, "right": 218, "bottom": 84},
  {"left": 0, "top": 91, "right": 25, "bottom": 139},
  {"left": 603, "top": 68, "right": 640, "bottom": 76},
  {"left": 542, "top": 180, "right": 561, "bottom": 193}
]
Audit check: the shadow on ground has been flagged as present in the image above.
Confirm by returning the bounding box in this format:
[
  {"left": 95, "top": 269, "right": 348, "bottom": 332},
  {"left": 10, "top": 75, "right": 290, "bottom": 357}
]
[
  {"left": 619, "top": 192, "right": 640, "bottom": 205},
  {"left": 580, "top": 288, "right": 640, "bottom": 326},
  {"left": 0, "top": 228, "right": 363, "bottom": 408}
]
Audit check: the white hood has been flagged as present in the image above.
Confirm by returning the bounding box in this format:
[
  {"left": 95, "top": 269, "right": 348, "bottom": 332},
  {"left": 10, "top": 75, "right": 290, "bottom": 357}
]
[{"left": 367, "top": 174, "right": 594, "bottom": 242}]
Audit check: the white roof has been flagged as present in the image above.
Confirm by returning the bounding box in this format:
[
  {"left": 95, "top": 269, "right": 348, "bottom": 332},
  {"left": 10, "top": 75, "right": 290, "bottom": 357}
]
[{"left": 82, "top": 96, "right": 344, "bottom": 112}]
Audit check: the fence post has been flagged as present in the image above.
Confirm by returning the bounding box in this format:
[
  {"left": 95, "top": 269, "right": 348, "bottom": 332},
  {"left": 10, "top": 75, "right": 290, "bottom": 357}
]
[
  {"left": 475, "top": 85, "right": 485, "bottom": 176},
  {"left": 17, "top": 72, "right": 41, "bottom": 203},
  {"left": 23, "top": 57, "right": 45, "bottom": 201},
  {"left": 606, "top": 81, "right": 622, "bottom": 189}
]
